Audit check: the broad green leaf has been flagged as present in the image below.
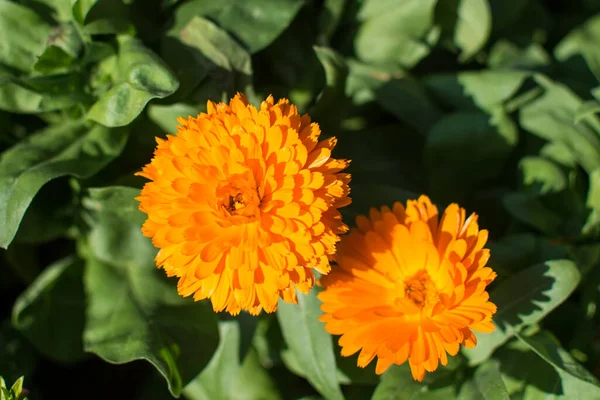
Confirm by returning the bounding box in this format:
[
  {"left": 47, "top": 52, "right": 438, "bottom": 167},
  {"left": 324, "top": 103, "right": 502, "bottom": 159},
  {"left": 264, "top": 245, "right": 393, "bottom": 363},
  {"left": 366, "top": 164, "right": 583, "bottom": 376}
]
[
  {"left": 575, "top": 100, "right": 600, "bottom": 124},
  {"left": 148, "top": 103, "right": 199, "bottom": 134},
  {"left": 82, "top": 187, "right": 220, "bottom": 397},
  {"left": 463, "top": 260, "right": 581, "bottom": 365},
  {"left": 371, "top": 364, "right": 454, "bottom": 400},
  {"left": 540, "top": 142, "right": 578, "bottom": 169},
  {"left": 555, "top": 14, "right": 600, "bottom": 82},
  {"left": 34, "top": 0, "right": 73, "bottom": 22},
  {"left": 488, "top": 234, "right": 568, "bottom": 276},
  {"left": 488, "top": 41, "right": 551, "bottom": 69},
  {"left": 473, "top": 360, "right": 510, "bottom": 400},
  {"left": 172, "top": 0, "right": 304, "bottom": 53},
  {"left": 502, "top": 193, "right": 561, "bottom": 236},
  {"left": 355, "top": 0, "right": 439, "bottom": 69},
  {"left": 88, "top": 36, "right": 179, "bottom": 127},
  {"left": 12, "top": 257, "right": 85, "bottom": 363},
  {"left": 174, "top": 17, "right": 254, "bottom": 102},
  {"left": 33, "top": 23, "right": 83, "bottom": 74},
  {"left": 33, "top": 46, "right": 76, "bottom": 75},
  {"left": 311, "top": 47, "right": 349, "bottom": 135},
  {"left": 230, "top": 346, "right": 281, "bottom": 400},
  {"left": 345, "top": 60, "right": 401, "bottom": 105},
  {"left": 436, "top": 0, "right": 492, "bottom": 62},
  {"left": 583, "top": 168, "right": 600, "bottom": 234},
  {"left": 184, "top": 316, "right": 257, "bottom": 400},
  {"left": 277, "top": 289, "right": 344, "bottom": 400},
  {"left": 425, "top": 111, "right": 517, "bottom": 202},
  {"left": 13, "top": 178, "right": 76, "bottom": 244},
  {"left": 519, "top": 156, "right": 567, "bottom": 195},
  {"left": 424, "top": 70, "right": 528, "bottom": 112},
  {"left": 375, "top": 78, "right": 443, "bottom": 135},
  {"left": 81, "top": 0, "right": 131, "bottom": 35},
  {"left": 493, "top": 339, "right": 562, "bottom": 398},
  {"left": 0, "top": 1, "right": 52, "bottom": 72},
  {"left": 319, "top": 0, "right": 347, "bottom": 43},
  {"left": 72, "top": 0, "right": 99, "bottom": 24},
  {"left": 517, "top": 332, "right": 600, "bottom": 398},
  {"left": 0, "top": 74, "right": 91, "bottom": 113},
  {"left": 0, "top": 122, "right": 128, "bottom": 249},
  {"left": 520, "top": 75, "right": 600, "bottom": 174}
]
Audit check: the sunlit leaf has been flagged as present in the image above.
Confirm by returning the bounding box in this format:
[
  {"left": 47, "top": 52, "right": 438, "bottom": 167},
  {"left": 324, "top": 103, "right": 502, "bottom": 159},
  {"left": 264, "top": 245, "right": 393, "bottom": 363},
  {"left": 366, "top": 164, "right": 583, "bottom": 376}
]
[
  {"left": 171, "top": 0, "right": 304, "bottom": 53},
  {"left": 82, "top": 187, "right": 220, "bottom": 397},
  {"left": 436, "top": 0, "right": 492, "bottom": 62},
  {"left": 473, "top": 360, "right": 510, "bottom": 400},
  {"left": 88, "top": 36, "right": 179, "bottom": 127},
  {"left": 463, "top": 260, "right": 581, "bottom": 365},
  {"left": 277, "top": 289, "right": 344, "bottom": 400},
  {"left": 355, "top": 0, "right": 439, "bottom": 69},
  {"left": 0, "top": 1, "right": 52, "bottom": 72},
  {"left": 0, "top": 122, "right": 128, "bottom": 249}
]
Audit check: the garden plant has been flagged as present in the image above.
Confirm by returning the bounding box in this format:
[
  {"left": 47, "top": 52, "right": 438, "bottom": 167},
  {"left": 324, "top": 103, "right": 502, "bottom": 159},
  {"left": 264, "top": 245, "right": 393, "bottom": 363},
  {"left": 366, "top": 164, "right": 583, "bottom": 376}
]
[{"left": 2, "top": 0, "right": 600, "bottom": 399}]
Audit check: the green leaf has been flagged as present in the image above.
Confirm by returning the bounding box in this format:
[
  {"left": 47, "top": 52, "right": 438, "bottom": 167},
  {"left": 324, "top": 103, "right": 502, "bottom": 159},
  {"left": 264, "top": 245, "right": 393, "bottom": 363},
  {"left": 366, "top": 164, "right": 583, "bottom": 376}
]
[
  {"left": 488, "top": 234, "right": 568, "bottom": 276},
  {"left": 13, "top": 178, "right": 75, "bottom": 244},
  {"left": 583, "top": 168, "right": 600, "bottom": 234},
  {"left": 72, "top": 0, "right": 99, "bottom": 24},
  {"left": 519, "top": 156, "right": 567, "bottom": 195},
  {"left": 230, "top": 346, "right": 281, "bottom": 400},
  {"left": 517, "top": 331, "right": 600, "bottom": 397},
  {"left": 436, "top": 0, "right": 492, "bottom": 62},
  {"left": 171, "top": 0, "right": 304, "bottom": 53},
  {"left": 425, "top": 110, "right": 517, "bottom": 202},
  {"left": 0, "top": 122, "right": 128, "bottom": 249},
  {"left": 183, "top": 317, "right": 255, "bottom": 400},
  {"left": 311, "top": 46, "right": 349, "bottom": 135},
  {"left": 0, "top": 1, "right": 53, "bottom": 72},
  {"left": 520, "top": 75, "right": 600, "bottom": 174},
  {"left": 355, "top": 0, "right": 439, "bottom": 69},
  {"left": 463, "top": 260, "right": 581, "bottom": 365},
  {"left": 473, "top": 360, "right": 510, "bottom": 400},
  {"left": 82, "top": 187, "right": 220, "bottom": 397},
  {"left": 575, "top": 101, "right": 600, "bottom": 124},
  {"left": 276, "top": 289, "right": 344, "bottom": 400},
  {"left": 555, "top": 14, "right": 600, "bottom": 82},
  {"left": 173, "top": 16, "right": 254, "bottom": 101},
  {"left": 502, "top": 193, "right": 563, "bottom": 235},
  {"left": 425, "top": 70, "right": 528, "bottom": 113},
  {"left": 33, "top": 23, "right": 83, "bottom": 74},
  {"left": 12, "top": 256, "right": 85, "bottom": 363},
  {"left": 88, "top": 36, "right": 179, "bottom": 127},
  {"left": 319, "top": 0, "right": 347, "bottom": 43},
  {"left": 371, "top": 364, "right": 453, "bottom": 400},
  {"left": 0, "top": 74, "right": 91, "bottom": 114},
  {"left": 148, "top": 103, "right": 199, "bottom": 134},
  {"left": 375, "top": 78, "right": 443, "bottom": 135},
  {"left": 488, "top": 40, "right": 551, "bottom": 69}
]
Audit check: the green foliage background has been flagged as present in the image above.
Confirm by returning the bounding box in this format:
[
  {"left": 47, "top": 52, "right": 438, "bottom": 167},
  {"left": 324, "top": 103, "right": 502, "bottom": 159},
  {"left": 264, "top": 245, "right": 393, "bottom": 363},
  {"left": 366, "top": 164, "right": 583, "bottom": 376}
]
[{"left": 2, "top": 0, "right": 600, "bottom": 399}]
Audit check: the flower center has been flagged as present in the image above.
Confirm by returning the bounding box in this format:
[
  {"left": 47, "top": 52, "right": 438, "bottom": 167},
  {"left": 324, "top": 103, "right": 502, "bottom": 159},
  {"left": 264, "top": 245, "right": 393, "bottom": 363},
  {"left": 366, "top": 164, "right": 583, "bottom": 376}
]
[
  {"left": 403, "top": 270, "right": 438, "bottom": 309},
  {"left": 217, "top": 175, "right": 261, "bottom": 220}
]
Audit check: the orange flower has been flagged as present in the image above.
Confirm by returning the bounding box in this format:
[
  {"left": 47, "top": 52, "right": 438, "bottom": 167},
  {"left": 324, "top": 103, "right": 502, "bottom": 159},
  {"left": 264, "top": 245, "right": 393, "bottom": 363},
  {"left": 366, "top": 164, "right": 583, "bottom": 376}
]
[
  {"left": 136, "top": 93, "right": 351, "bottom": 315},
  {"left": 318, "top": 196, "right": 496, "bottom": 381}
]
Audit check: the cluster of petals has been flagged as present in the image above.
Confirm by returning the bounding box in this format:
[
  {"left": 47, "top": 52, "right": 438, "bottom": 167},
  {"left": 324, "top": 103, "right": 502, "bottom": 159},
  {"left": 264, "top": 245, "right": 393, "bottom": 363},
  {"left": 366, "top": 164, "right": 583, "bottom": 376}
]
[
  {"left": 137, "top": 94, "right": 351, "bottom": 315},
  {"left": 318, "top": 195, "right": 497, "bottom": 381}
]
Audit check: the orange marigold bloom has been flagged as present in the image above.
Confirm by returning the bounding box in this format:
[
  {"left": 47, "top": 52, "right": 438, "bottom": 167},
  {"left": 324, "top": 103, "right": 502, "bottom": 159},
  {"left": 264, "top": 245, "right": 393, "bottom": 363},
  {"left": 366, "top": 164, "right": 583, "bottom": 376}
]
[
  {"left": 136, "top": 93, "right": 351, "bottom": 315},
  {"left": 318, "top": 195, "right": 496, "bottom": 381}
]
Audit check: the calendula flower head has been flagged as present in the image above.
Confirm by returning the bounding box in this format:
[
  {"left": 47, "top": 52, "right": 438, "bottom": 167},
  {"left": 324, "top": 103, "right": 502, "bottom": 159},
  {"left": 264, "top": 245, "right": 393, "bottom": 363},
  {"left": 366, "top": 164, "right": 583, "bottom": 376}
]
[
  {"left": 137, "top": 93, "right": 351, "bottom": 315},
  {"left": 318, "top": 195, "right": 496, "bottom": 381}
]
